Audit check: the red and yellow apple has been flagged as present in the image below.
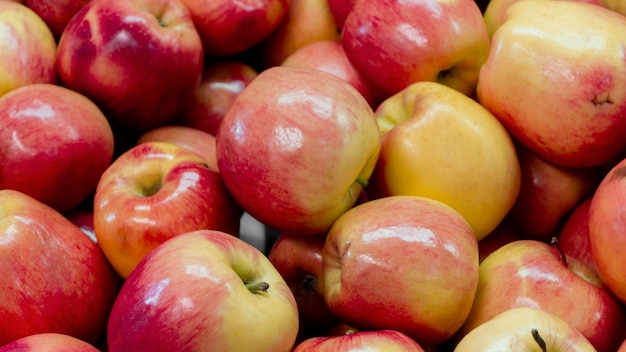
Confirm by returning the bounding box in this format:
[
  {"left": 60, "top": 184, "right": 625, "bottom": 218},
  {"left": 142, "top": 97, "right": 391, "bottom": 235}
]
[
  {"left": 559, "top": 197, "right": 596, "bottom": 271},
  {"left": 0, "top": 333, "right": 100, "bottom": 352},
  {"left": 293, "top": 329, "right": 425, "bottom": 352},
  {"left": 24, "top": 0, "right": 92, "bottom": 39}
]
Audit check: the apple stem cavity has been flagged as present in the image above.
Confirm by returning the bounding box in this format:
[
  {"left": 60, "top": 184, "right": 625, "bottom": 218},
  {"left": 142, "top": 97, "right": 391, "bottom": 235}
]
[
  {"left": 550, "top": 236, "right": 568, "bottom": 267},
  {"left": 245, "top": 281, "right": 270, "bottom": 294},
  {"left": 531, "top": 329, "right": 547, "bottom": 352},
  {"left": 355, "top": 177, "right": 369, "bottom": 189}
]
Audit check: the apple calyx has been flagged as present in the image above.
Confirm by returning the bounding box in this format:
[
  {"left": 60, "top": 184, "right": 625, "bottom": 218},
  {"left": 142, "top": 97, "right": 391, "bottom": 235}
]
[
  {"left": 299, "top": 273, "right": 317, "bottom": 297},
  {"left": 549, "top": 237, "right": 568, "bottom": 267},
  {"left": 355, "top": 177, "right": 369, "bottom": 189},
  {"left": 245, "top": 281, "right": 270, "bottom": 294},
  {"left": 531, "top": 329, "right": 547, "bottom": 352}
]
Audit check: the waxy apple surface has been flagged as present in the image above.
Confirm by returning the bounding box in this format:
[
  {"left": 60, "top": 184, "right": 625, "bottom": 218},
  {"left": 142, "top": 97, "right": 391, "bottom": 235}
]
[
  {"left": 56, "top": 0, "right": 204, "bottom": 131},
  {"left": 216, "top": 66, "right": 381, "bottom": 235},
  {"left": 293, "top": 329, "right": 425, "bottom": 352},
  {"left": 107, "top": 230, "right": 299, "bottom": 352}
]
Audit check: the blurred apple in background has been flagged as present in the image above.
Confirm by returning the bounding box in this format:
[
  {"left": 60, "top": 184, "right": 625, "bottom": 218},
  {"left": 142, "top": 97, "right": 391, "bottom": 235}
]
[
  {"left": 0, "top": 190, "right": 118, "bottom": 346},
  {"left": 216, "top": 66, "right": 380, "bottom": 235},
  {"left": 326, "top": 0, "right": 356, "bottom": 29},
  {"left": 281, "top": 39, "right": 378, "bottom": 108},
  {"left": 65, "top": 209, "right": 97, "bottom": 243},
  {"left": 180, "top": 0, "right": 290, "bottom": 57},
  {"left": 0, "top": 1, "right": 57, "bottom": 98},
  {"left": 504, "top": 144, "right": 599, "bottom": 241},
  {"left": 477, "top": 223, "right": 521, "bottom": 262},
  {"left": 56, "top": 0, "right": 204, "bottom": 131},
  {"left": 107, "top": 230, "right": 299, "bottom": 352},
  {"left": 322, "top": 195, "right": 479, "bottom": 346},
  {"left": 478, "top": 0, "right": 626, "bottom": 168},
  {"left": 0, "top": 333, "right": 100, "bottom": 352},
  {"left": 0, "top": 83, "right": 114, "bottom": 214},
  {"left": 455, "top": 307, "right": 597, "bottom": 351},
  {"left": 368, "top": 81, "right": 520, "bottom": 240},
  {"left": 341, "top": 0, "right": 490, "bottom": 100},
  {"left": 173, "top": 61, "right": 258, "bottom": 137},
  {"left": 458, "top": 239, "right": 626, "bottom": 352},
  {"left": 257, "top": 0, "right": 340, "bottom": 68},
  {"left": 93, "top": 141, "right": 242, "bottom": 279},
  {"left": 558, "top": 197, "right": 596, "bottom": 271},
  {"left": 137, "top": 125, "right": 219, "bottom": 171},
  {"left": 588, "top": 157, "right": 626, "bottom": 304},
  {"left": 268, "top": 232, "right": 340, "bottom": 337},
  {"left": 293, "top": 329, "right": 425, "bottom": 352},
  {"left": 24, "top": 0, "right": 91, "bottom": 39}
]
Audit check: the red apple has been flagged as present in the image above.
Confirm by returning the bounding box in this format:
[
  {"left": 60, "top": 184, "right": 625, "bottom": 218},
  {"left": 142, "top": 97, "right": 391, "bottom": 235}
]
[
  {"left": 216, "top": 66, "right": 381, "bottom": 235},
  {"left": 281, "top": 39, "right": 378, "bottom": 108},
  {"left": 65, "top": 209, "right": 97, "bottom": 244},
  {"left": 293, "top": 329, "right": 425, "bottom": 352},
  {"left": 322, "top": 195, "right": 479, "bottom": 346},
  {"left": 457, "top": 239, "right": 626, "bottom": 352},
  {"left": 107, "top": 230, "right": 300, "bottom": 351},
  {"left": 0, "top": 83, "right": 114, "bottom": 214},
  {"left": 93, "top": 141, "right": 242, "bottom": 279},
  {"left": 24, "top": 0, "right": 91, "bottom": 39},
  {"left": 0, "top": 333, "right": 100, "bottom": 352},
  {"left": 327, "top": 0, "right": 357, "bottom": 28},
  {"left": 174, "top": 61, "right": 258, "bottom": 136},
  {"left": 56, "top": 0, "right": 204, "bottom": 131},
  {"left": 558, "top": 197, "right": 596, "bottom": 271},
  {"left": 0, "top": 1, "right": 57, "bottom": 98},
  {"left": 0, "top": 190, "right": 118, "bottom": 346},
  {"left": 341, "top": 0, "right": 490, "bottom": 100},
  {"left": 179, "top": 0, "right": 290, "bottom": 57}
]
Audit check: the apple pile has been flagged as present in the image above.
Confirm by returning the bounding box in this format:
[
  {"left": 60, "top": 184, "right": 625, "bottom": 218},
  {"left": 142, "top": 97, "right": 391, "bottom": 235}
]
[{"left": 2, "top": 0, "right": 626, "bottom": 351}]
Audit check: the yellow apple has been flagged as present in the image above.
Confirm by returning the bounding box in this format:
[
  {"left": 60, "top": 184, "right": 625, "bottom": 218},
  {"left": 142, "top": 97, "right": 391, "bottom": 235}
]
[{"left": 368, "top": 81, "right": 521, "bottom": 240}]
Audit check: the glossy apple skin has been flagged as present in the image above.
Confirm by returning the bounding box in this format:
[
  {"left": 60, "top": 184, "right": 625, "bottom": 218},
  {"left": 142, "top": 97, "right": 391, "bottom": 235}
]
[
  {"left": 478, "top": 1, "right": 626, "bottom": 168},
  {"left": 24, "top": 0, "right": 91, "bottom": 39},
  {"left": 589, "top": 157, "right": 626, "bottom": 304},
  {"left": 293, "top": 330, "right": 425, "bottom": 352},
  {"left": 558, "top": 197, "right": 596, "bottom": 271},
  {"left": 93, "top": 141, "right": 243, "bottom": 279},
  {"left": 322, "top": 195, "right": 479, "bottom": 346},
  {"left": 341, "top": 0, "right": 490, "bottom": 100},
  {"left": 282, "top": 40, "right": 378, "bottom": 108},
  {"left": 0, "top": 333, "right": 100, "bottom": 352},
  {"left": 455, "top": 307, "right": 597, "bottom": 351},
  {"left": 268, "top": 233, "right": 340, "bottom": 335},
  {"left": 0, "top": 1, "right": 57, "bottom": 98},
  {"left": 56, "top": 0, "right": 204, "bottom": 131},
  {"left": 180, "top": 0, "right": 290, "bottom": 57},
  {"left": 504, "top": 144, "right": 599, "bottom": 241},
  {"left": 107, "top": 230, "right": 299, "bottom": 352},
  {"left": 0, "top": 83, "right": 114, "bottom": 214},
  {"left": 368, "top": 81, "right": 521, "bottom": 240},
  {"left": 0, "top": 190, "right": 119, "bottom": 346},
  {"left": 458, "top": 239, "right": 626, "bottom": 352},
  {"left": 137, "top": 125, "right": 219, "bottom": 171},
  {"left": 174, "top": 61, "right": 258, "bottom": 136},
  {"left": 216, "top": 66, "right": 381, "bottom": 235}
]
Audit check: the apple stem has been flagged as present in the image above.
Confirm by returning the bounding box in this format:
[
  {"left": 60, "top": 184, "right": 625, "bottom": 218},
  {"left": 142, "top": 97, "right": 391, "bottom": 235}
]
[
  {"left": 531, "top": 329, "right": 547, "bottom": 352},
  {"left": 245, "top": 281, "right": 270, "bottom": 293},
  {"left": 550, "top": 237, "right": 568, "bottom": 267},
  {"left": 355, "top": 177, "right": 369, "bottom": 189}
]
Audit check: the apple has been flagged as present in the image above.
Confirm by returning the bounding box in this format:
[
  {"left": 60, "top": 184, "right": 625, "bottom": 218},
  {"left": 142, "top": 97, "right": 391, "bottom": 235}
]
[
  {"left": 457, "top": 239, "right": 626, "bottom": 352},
  {"left": 93, "top": 141, "right": 243, "bottom": 279},
  {"left": 257, "top": 0, "right": 340, "bottom": 68},
  {"left": 173, "top": 60, "right": 258, "bottom": 137},
  {"left": 281, "top": 39, "right": 378, "bottom": 108},
  {"left": 65, "top": 208, "right": 97, "bottom": 244},
  {"left": 322, "top": 195, "right": 479, "bottom": 346},
  {"left": 588, "top": 157, "right": 626, "bottom": 303},
  {"left": 558, "top": 197, "right": 596, "bottom": 271},
  {"left": 107, "top": 229, "right": 299, "bottom": 351},
  {"left": 455, "top": 307, "right": 597, "bottom": 351},
  {"left": 137, "top": 125, "right": 219, "bottom": 171},
  {"left": 0, "top": 83, "right": 114, "bottom": 214},
  {"left": 293, "top": 329, "right": 425, "bottom": 352},
  {"left": 477, "top": 223, "right": 521, "bottom": 262},
  {"left": 24, "top": 0, "right": 91, "bottom": 39},
  {"left": 268, "top": 232, "right": 340, "bottom": 336},
  {"left": 504, "top": 144, "right": 599, "bottom": 241},
  {"left": 368, "top": 81, "right": 521, "bottom": 240},
  {"left": 0, "top": 333, "right": 100, "bottom": 352},
  {"left": 179, "top": 0, "right": 290, "bottom": 57},
  {"left": 0, "top": 1, "right": 57, "bottom": 98},
  {"left": 620, "top": 339, "right": 626, "bottom": 352},
  {"left": 340, "top": 0, "right": 490, "bottom": 100},
  {"left": 56, "top": 0, "right": 204, "bottom": 131},
  {"left": 0, "top": 189, "right": 119, "bottom": 346},
  {"left": 216, "top": 66, "right": 381, "bottom": 235},
  {"left": 477, "top": 0, "right": 626, "bottom": 168},
  {"left": 326, "top": 0, "right": 357, "bottom": 29}
]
